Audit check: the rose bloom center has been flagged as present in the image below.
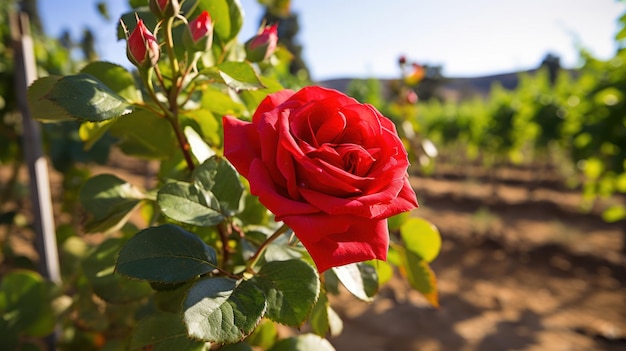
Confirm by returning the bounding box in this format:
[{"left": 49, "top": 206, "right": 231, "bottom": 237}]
[{"left": 289, "top": 103, "right": 383, "bottom": 197}]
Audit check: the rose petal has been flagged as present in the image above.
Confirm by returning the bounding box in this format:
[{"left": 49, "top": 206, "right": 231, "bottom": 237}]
[
  {"left": 252, "top": 89, "right": 294, "bottom": 125},
  {"left": 282, "top": 214, "right": 389, "bottom": 272},
  {"left": 298, "top": 177, "right": 409, "bottom": 218},
  {"left": 288, "top": 86, "right": 357, "bottom": 107},
  {"left": 222, "top": 116, "right": 258, "bottom": 177},
  {"left": 248, "top": 159, "right": 318, "bottom": 218},
  {"left": 371, "top": 176, "right": 419, "bottom": 219},
  {"left": 295, "top": 158, "right": 362, "bottom": 197}
]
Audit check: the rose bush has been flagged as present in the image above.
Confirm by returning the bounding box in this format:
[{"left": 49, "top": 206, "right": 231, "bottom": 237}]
[
  {"left": 20, "top": 1, "right": 441, "bottom": 348},
  {"left": 224, "top": 86, "right": 419, "bottom": 272}
]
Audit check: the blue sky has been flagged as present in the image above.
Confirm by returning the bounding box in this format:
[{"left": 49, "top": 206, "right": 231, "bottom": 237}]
[{"left": 39, "top": 0, "right": 625, "bottom": 80}]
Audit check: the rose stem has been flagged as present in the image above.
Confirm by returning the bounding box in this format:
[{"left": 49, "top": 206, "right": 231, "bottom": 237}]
[{"left": 246, "top": 223, "right": 290, "bottom": 271}]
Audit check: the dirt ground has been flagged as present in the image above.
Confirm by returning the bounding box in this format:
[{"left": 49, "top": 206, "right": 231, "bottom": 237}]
[
  {"left": 328, "top": 165, "right": 626, "bottom": 351},
  {"left": 2, "top": 157, "right": 625, "bottom": 351}
]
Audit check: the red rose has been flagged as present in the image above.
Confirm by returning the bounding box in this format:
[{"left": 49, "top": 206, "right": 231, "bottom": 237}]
[{"left": 223, "top": 86, "right": 418, "bottom": 272}]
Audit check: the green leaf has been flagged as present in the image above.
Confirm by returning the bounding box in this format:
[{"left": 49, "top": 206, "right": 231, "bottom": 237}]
[
  {"left": 400, "top": 218, "right": 441, "bottom": 262},
  {"left": 185, "top": 126, "right": 215, "bottom": 163},
  {"left": 264, "top": 242, "right": 304, "bottom": 262},
  {"left": 218, "top": 61, "right": 265, "bottom": 91},
  {"left": 79, "top": 119, "right": 115, "bottom": 150},
  {"left": 0, "top": 270, "right": 55, "bottom": 337},
  {"left": 331, "top": 262, "right": 378, "bottom": 302},
  {"left": 309, "top": 292, "right": 343, "bottom": 337},
  {"left": 602, "top": 204, "right": 626, "bottom": 222},
  {"left": 368, "top": 260, "right": 394, "bottom": 286},
  {"left": 200, "top": 86, "right": 248, "bottom": 118},
  {"left": 82, "top": 238, "right": 153, "bottom": 302},
  {"left": 153, "top": 282, "right": 193, "bottom": 314},
  {"left": 238, "top": 191, "right": 270, "bottom": 225},
  {"left": 617, "top": 25, "right": 626, "bottom": 41},
  {"left": 239, "top": 77, "right": 284, "bottom": 114},
  {"left": 157, "top": 181, "right": 224, "bottom": 226},
  {"left": 45, "top": 73, "right": 133, "bottom": 121},
  {"left": 387, "top": 212, "right": 410, "bottom": 232},
  {"left": 116, "top": 224, "right": 218, "bottom": 283},
  {"left": 252, "top": 259, "right": 319, "bottom": 326},
  {"left": 181, "top": 110, "right": 222, "bottom": 148},
  {"left": 244, "top": 318, "right": 277, "bottom": 349},
  {"left": 399, "top": 248, "right": 438, "bottom": 308},
  {"left": 193, "top": 157, "right": 245, "bottom": 216},
  {"left": 80, "top": 61, "right": 141, "bottom": 102},
  {"left": 183, "top": 278, "right": 266, "bottom": 343},
  {"left": 130, "top": 312, "right": 205, "bottom": 351},
  {"left": 268, "top": 334, "right": 336, "bottom": 351},
  {"left": 27, "top": 76, "right": 74, "bottom": 122},
  {"left": 109, "top": 109, "right": 177, "bottom": 159},
  {"left": 79, "top": 174, "right": 146, "bottom": 233}
]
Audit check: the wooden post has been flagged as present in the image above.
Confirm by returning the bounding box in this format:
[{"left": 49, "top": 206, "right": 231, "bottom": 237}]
[
  {"left": 12, "top": 11, "right": 61, "bottom": 286},
  {"left": 11, "top": 11, "right": 61, "bottom": 351}
]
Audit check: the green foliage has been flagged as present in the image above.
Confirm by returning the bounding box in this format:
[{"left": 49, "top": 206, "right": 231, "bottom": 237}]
[
  {"left": 413, "top": 45, "right": 626, "bottom": 221},
  {"left": 43, "top": 73, "right": 133, "bottom": 122},
  {"left": 331, "top": 263, "right": 378, "bottom": 302},
  {"left": 130, "top": 312, "right": 206, "bottom": 351},
  {"left": 400, "top": 218, "right": 441, "bottom": 263},
  {"left": 0, "top": 270, "right": 56, "bottom": 348},
  {"left": 251, "top": 259, "right": 320, "bottom": 326},
  {"left": 79, "top": 174, "right": 147, "bottom": 233},
  {"left": 157, "top": 181, "right": 227, "bottom": 226},
  {"left": 6, "top": 1, "right": 443, "bottom": 349},
  {"left": 309, "top": 291, "right": 343, "bottom": 337},
  {"left": 116, "top": 224, "right": 218, "bottom": 283},
  {"left": 183, "top": 278, "right": 266, "bottom": 343},
  {"left": 82, "top": 237, "right": 153, "bottom": 302}
]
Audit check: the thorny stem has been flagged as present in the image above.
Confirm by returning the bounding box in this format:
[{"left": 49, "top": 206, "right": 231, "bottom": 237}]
[
  {"left": 218, "top": 222, "right": 232, "bottom": 268},
  {"left": 163, "top": 16, "right": 180, "bottom": 78},
  {"left": 153, "top": 63, "right": 168, "bottom": 93},
  {"left": 134, "top": 101, "right": 162, "bottom": 115},
  {"left": 246, "top": 224, "right": 290, "bottom": 271},
  {"left": 143, "top": 20, "right": 196, "bottom": 172},
  {"left": 141, "top": 68, "right": 170, "bottom": 116}
]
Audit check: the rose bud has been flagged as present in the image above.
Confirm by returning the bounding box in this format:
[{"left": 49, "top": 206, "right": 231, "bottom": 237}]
[
  {"left": 244, "top": 23, "right": 278, "bottom": 62},
  {"left": 149, "top": 0, "right": 180, "bottom": 19},
  {"left": 404, "top": 62, "right": 425, "bottom": 85},
  {"left": 406, "top": 90, "right": 418, "bottom": 104},
  {"left": 398, "top": 55, "right": 407, "bottom": 66},
  {"left": 223, "top": 86, "right": 419, "bottom": 272},
  {"left": 183, "top": 10, "right": 213, "bottom": 52},
  {"left": 126, "top": 19, "right": 160, "bottom": 68}
]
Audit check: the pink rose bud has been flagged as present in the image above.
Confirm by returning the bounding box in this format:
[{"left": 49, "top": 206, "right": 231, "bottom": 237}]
[
  {"left": 149, "top": 0, "right": 180, "bottom": 18},
  {"left": 126, "top": 19, "right": 160, "bottom": 68},
  {"left": 184, "top": 10, "right": 213, "bottom": 52},
  {"left": 244, "top": 23, "right": 278, "bottom": 62},
  {"left": 406, "top": 90, "right": 418, "bottom": 104}
]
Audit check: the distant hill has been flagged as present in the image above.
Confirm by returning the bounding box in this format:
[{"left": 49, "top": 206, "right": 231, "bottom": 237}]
[{"left": 318, "top": 68, "right": 566, "bottom": 102}]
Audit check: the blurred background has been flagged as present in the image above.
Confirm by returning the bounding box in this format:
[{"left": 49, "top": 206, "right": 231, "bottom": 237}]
[
  {"left": 2, "top": 0, "right": 626, "bottom": 350},
  {"left": 38, "top": 0, "right": 622, "bottom": 80}
]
